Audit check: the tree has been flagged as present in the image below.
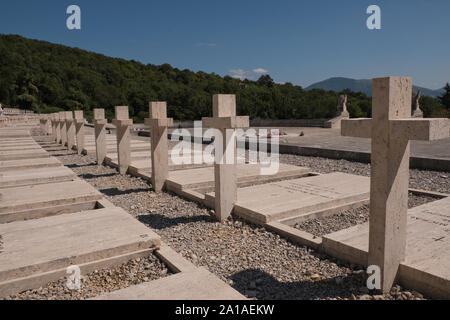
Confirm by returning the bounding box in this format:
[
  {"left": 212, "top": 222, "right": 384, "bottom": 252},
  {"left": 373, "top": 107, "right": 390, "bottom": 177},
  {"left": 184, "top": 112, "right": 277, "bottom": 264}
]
[
  {"left": 438, "top": 83, "right": 450, "bottom": 111},
  {"left": 0, "top": 34, "right": 373, "bottom": 121},
  {"left": 256, "top": 75, "right": 274, "bottom": 87}
]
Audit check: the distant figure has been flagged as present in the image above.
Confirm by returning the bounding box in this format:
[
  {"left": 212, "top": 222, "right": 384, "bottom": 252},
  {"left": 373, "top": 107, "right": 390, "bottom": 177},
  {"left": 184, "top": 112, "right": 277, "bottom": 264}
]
[
  {"left": 411, "top": 90, "right": 423, "bottom": 118},
  {"left": 337, "top": 95, "right": 349, "bottom": 116},
  {"left": 0, "top": 103, "right": 3, "bottom": 116}
]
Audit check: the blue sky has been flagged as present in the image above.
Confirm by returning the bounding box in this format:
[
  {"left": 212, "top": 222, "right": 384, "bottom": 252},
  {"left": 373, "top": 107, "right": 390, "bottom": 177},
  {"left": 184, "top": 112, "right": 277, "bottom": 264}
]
[{"left": 1, "top": 0, "right": 449, "bottom": 89}]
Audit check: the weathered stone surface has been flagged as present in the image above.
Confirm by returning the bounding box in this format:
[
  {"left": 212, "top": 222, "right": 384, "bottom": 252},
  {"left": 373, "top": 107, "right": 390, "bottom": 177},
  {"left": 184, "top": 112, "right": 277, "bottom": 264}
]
[
  {"left": 166, "top": 163, "right": 310, "bottom": 191},
  {"left": 0, "top": 157, "right": 62, "bottom": 172},
  {"left": 322, "top": 196, "right": 450, "bottom": 299},
  {"left": 0, "top": 180, "right": 103, "bottom": 223},
  {"left": 341, "top": 77, "right": 449, "bottom": 293},
  {"left": 0, "top": 149, "right": 49, "bottom": 161},
  {"left": 112, "top": 106, "right": 133, "bottom": 174},
  {"left": 0, "top": 166, "right": 76, "bottom": 188},
  {"left": 205, "top": 172, "right": 369, "bottom": 224},
  {"left": 0, "top": 207, "right": 160, "bottom": 297},
  {"left": 145, "top": 102, "right": 173, "bottom": 192}
]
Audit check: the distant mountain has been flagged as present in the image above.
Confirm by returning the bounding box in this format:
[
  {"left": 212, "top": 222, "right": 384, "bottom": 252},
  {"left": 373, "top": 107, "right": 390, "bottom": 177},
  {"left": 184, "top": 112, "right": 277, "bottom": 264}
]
[{"left": 305, "top": 77, "right": 445, "bottom": 97}]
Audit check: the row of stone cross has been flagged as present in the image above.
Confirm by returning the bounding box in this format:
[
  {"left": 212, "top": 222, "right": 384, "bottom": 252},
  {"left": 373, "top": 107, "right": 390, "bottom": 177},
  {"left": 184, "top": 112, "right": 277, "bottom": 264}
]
[
  {"left": 42, "top": 99, "right": 249, "bottom": 225},
  {"left": 40, "top": 77, "right": 449, "bottom": 294}
]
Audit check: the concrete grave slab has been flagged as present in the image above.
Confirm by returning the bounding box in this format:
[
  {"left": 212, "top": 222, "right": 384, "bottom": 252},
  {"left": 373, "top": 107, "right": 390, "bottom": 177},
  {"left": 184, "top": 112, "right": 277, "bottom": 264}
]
[
  {"left": 83, "top": 142, "right": 150, "bottom": 155},
  {"left": 0, "top": 207, "right": 160, "bottom": 297},
  {"left": 204, "top": 172, "right": 370, "bottom": 224},
  {"left": 0, "top": 166, "right": 76, "bottom": 188},
  {"left": 0, "top": 145, "right": 43, "bottom": 152},
  {"left": 0, "top": 149, "right": 49, "bottom": 161},
  {"left": 322, "top": 196, "right": 450, "bottom": 299},
  {"left": 166, "top": 163, "right": 311, "bottom": 192},
  {"left": 105, "top": 150, "right": 153, "bottom": 163},
  {"left": 0, "top": 180, "right": 103, "bottom": 223},
  {"left": 127, "top": 156, "right": 209, "bottom": 176},
  {"left": 93, "top": 267, "right": 245, "bottom": 300},
  {"left": 0, "top": 158, "right": 62, "bottom": 172}
]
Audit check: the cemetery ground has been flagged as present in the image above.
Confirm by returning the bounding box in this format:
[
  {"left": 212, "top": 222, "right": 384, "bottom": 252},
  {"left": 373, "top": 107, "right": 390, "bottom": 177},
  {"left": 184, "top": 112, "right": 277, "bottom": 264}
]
[{"left": 8, "top": 129, "right": 448, "bottom": 300}]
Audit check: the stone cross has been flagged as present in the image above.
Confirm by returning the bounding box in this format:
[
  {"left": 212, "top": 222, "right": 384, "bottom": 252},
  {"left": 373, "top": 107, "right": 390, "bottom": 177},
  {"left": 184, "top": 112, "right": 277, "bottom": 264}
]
[
  {"left": 202, "top": 94, "right": 249, "bottom": 221},
  {"left": 93, "top": 108, "right": 107, "bottom": 165},
  {"left": 39, "top": 116, "right": 50, "bottom": 135},
  {"left": 65, "top": 111, "right": 76, "bottom": 151},
  {"left": 145, "top": 102, "right": 173, "bottom": 192},
  {"left": 112, "top": 106, "right": 133, "bottom": 174},
  {"left": 59, "top": 111, "right": 67, "bottom": 146},
  {"left": 53, "top": 113, "right": 61, "bottom": 143},
  {"left": 341, "top": 77, "right": 449, "bottom": 293},
  {"left": 74, "top": 110, "right": 85, "bottom": 154}
]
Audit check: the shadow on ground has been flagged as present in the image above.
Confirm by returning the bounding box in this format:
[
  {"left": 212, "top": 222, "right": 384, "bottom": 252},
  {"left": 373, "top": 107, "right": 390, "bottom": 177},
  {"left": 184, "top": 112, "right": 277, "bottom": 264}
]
[
  {"left": 229, "top": 268, "right": 366, "bottom": 300},
  {"left": 138, "top": 212, "right": 215, "bottom": 230},
  {"left": 100, "top": 187, "right": 151, "bottom": 197}
]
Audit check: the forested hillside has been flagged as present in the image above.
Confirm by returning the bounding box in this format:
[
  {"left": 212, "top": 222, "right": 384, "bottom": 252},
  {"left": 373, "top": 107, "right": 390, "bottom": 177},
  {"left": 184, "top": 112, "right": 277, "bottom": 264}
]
[{"left": 2, "top": 34, "right": 443, "bottom": 122}]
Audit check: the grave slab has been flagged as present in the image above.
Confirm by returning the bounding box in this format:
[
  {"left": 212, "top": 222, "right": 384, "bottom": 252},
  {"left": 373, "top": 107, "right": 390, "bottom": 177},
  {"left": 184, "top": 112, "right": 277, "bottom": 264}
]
[
  {"left": 0, "top": 180, "right": 103, "bottom": 223},
  {"left": 205, "top": 172, "right": 370, "bottom": 224},
  {"left": 105, "top": 150, "right": 153, "bottom": 163},
  {"left": 322, "top": 196, "right": 450, "bottom": 299},
  {"left": 0, "top": 166, "right": 76, "bottom": 188},
  {"left": 0, "top": 143, "right": 40, "bottom": 150},
  {"left": 92, "top": 267, "right": 245, "bottom": 300},
  {"left": 166, "top": 163, "right": 311, "bottom": 191},
  {"left": 127, "top": 156, "right": 209, "bottom": 176},
  {"left": 0, "top": 207, "right": 160, "bottom": 297},
  {"left": 0, "top": 149, "right": 49, "bottom": 161},
  {"left": 0, "top": 158, "right": 62, "bottom": 172}
]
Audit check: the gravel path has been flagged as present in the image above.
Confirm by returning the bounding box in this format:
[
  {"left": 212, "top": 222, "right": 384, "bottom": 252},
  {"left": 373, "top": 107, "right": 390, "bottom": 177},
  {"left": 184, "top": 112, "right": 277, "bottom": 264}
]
[
  {"left": 294, "top": 193, "right": 439, "bottom": 237},
  {"left": 29, "top": 135, "right": 439, "bottom": 300}
]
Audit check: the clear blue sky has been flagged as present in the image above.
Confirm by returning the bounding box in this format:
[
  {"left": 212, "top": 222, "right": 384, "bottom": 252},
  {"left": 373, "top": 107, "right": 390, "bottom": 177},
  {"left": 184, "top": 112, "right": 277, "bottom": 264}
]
[{"left": 1, "top": 0, "right": 449, "bottom": 89}]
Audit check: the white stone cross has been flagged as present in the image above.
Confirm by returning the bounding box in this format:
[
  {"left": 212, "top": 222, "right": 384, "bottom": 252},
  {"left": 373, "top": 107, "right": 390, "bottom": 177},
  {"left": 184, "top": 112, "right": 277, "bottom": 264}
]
[
  {"left": 74, "top": 110, "right": 85, "bottom": 155},
  {"left": 59, "top": 111, "right": 67, "bottom": 146},
  {"left": 112, "top": 106, "right": 133, "bottom": 175},
  {"left": 65, "top": 111, "right": 76, "bottom": 151},
  {"left": 93, "top": 108, "right": 107, "bottom": 165},
  {"left": 145, "top": 102, "right": 173, "bottom": 192},
  {"left": 202, "top": 94, "right": 249, "bottom": 221},
  {"left": 52, "top": 113, "right": 61, "bottom": 143},
  {"left": 39, "top": 115, "right": 51, "bottom": 135},
  {"left": 342, "top": 77, "right": 449, "bottom": 292}
]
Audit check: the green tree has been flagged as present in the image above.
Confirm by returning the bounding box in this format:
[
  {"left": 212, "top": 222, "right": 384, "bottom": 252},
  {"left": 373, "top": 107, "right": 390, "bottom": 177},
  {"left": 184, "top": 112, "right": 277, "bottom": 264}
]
[{"left": 438, "top": 83, "right": 450, "bottom": 111}]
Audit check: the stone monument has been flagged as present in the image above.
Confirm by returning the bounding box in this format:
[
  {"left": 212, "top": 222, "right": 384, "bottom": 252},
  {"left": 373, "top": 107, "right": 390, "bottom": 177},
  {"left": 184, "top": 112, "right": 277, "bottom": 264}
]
[
  {"left": 325, "top": 94, "right": 350, "bottom": 129},
  {"left": 411, "top": 90, "right": 423, "bottom": 118},
  {"left": 59, "top": 111, "right": 67, "bottom": 146},
  {"left": 145, "top": 102, "right": 173, "bottom": 192},
  {"left": 112, "top": 106, "right": 133, "bottom": 175},
  {"left": 202, "top": 94, "right": 249, "bottom": 221},
  {"left": 93, "top": 108, "right": 107, "bottom": 165},
  {"left": 65, "top": 111, "right": 76, "bottom": 151},
  {"left": 341, "top": 77, "right": 449, "bottom": 293},
  {"left": 74, "top": 110, "right": 85, "bottom": 154}
]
